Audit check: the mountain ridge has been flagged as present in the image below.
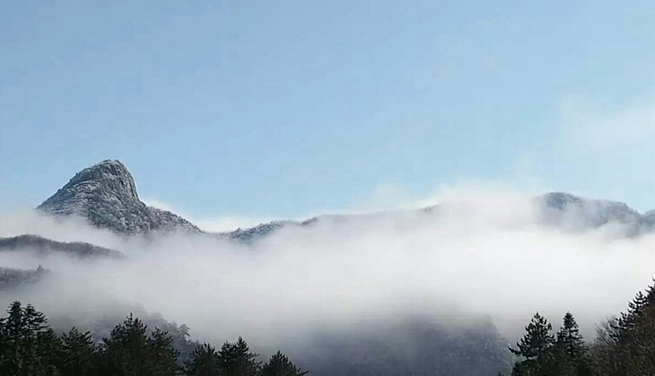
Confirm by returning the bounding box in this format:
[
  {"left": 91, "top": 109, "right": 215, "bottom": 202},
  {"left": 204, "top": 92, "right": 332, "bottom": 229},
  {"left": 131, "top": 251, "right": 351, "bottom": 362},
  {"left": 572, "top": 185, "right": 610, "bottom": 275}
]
[
  {"left": 0, "top": 234, "right": 124, "bottom": 259},
  {"left": 218, "top": 191, "right": 655, "bottom": 242},
  {"left": 28, "top": 159, "right": 655, "bottom": 241}
]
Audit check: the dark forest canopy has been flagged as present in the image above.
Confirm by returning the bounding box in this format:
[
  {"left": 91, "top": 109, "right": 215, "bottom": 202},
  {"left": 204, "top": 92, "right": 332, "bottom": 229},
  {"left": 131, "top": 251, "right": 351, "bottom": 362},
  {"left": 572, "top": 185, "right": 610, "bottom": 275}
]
[
  {"left": 502, "top": 280, "right": 655, "bottom": 376},
  {"left": 0, "top": 301, "right": 307, "bottom": 376},
  {"left": 4, "top": 280, "right": 655, "bottom": 376}
]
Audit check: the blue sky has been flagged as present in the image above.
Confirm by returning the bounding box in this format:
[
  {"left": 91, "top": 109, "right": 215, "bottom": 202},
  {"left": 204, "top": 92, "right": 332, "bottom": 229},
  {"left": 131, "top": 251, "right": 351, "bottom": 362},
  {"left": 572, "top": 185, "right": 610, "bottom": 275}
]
[{"left": 2, "top": 0, "right": 655, "bottom": 226}]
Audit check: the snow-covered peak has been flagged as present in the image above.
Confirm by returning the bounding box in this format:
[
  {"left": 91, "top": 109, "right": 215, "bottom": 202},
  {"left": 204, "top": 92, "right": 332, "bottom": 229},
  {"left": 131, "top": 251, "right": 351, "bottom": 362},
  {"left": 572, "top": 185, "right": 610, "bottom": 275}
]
[{"left": 37, "top": 160, "right": 200, "bottom": 236}]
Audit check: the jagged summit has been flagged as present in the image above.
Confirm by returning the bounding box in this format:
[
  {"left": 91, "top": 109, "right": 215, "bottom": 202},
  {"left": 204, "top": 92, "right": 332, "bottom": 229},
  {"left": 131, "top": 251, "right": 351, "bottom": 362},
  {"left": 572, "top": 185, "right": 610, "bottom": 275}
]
[
  {"left": 37, "top": 159, "right": 200, "bottom": 235},
  {"left": 539, "top": 192, "right": 586, "bottom": 209},
  {"left": 71, "top": 159, "right": 139, "bottom": 200},
  {"left": 40, "top": 160, "right": 139, "bottom": 212}
]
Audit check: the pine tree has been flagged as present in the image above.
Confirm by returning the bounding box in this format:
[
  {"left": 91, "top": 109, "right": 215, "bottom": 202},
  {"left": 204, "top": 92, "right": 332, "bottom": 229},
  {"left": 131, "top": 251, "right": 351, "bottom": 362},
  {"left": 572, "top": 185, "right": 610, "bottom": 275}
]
[
  {"left": 22, "top": 303, "right": 47, "bottom": 371},
  {"left": 510, "top": 312, "right": 554, "bottom": 360},
  {"left": 555, "top": 312, "right": 592, "bottom": 376},
  {"left": 185, "top": 343, "right": 222, "bottom": 376},
  {"left": 58, "top": 327, "right": 97, "bottom": 376},
  {"left": 0, "top": 302, "right": 306, "bottom": 376},
  {"left": 0, "top": 302, "right": 62, "bottom": 376},
  {"left": 590, "top": 318, "right": 623, "bottom": 376},
  {"left": 556, "top": 312, "right": 586, "bottom": 360},
  {"left": 98, "top": 314, "right": 151, "bottom": 376},
  {"left": 1, "top": 301, "right": 26, "bottom": 375},
  {"left": 261, "top": 351, "right": 308, "bottom": 376},
  {"left": 36, "top": 327, "right": 62, "bottom": 376},
  {"left": 147, "top": 327, "right": 180, "bottom": 376},
  {"left": 218, "top": 337, "right": 260, "bottom": 376},
  {"left": 598, "top": 282, "right": 655, "bottom": 376},
  {"left": 624, "top": 288, "right": 655, "bottom": 375},
  {"left": 0, "top": 314, "right": 6, "bottom": 372},
  {"left": 509, "top": 312, "right": 555, "bottom": 376}
]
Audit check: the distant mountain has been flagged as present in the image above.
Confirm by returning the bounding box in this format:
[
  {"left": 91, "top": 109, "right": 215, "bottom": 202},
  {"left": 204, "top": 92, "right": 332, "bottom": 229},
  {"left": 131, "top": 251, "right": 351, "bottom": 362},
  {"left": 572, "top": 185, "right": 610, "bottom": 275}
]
[
  {"left": 216, "top": 220, "right": 299, "bottom": 242},
  {"left": 0, "top": 266, "right": 48, "bottom": 291},
  {"left": 37, "top": 160, "right": 201, "bottom": 236},
  {"left": 12, "top": 161, "right": 655, "bottom": 376},
  {"left": 33, "top": 159, "right": 655, "bottom": 241},
  {"left": 535, "top": 192, "right": 655, "bottom": 235},
  {"left": 0, "top": 234, "right": 124, "bottom": 259},
  {"left": 218, "top": 191, "right": 655, "bottom": 242}
]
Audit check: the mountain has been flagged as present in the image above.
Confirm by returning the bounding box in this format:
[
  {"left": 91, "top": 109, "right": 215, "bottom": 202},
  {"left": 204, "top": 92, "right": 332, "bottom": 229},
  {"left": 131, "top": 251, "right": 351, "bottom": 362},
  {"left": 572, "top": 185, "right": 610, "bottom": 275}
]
[
  {"left": 535, "top": 192, "right": 655, "bottom": 235},
  {"left": 37, "top": 159, "right": 201, "bottom": 236},
  {"left": 218, "top": 191, "right": 655, "bottom": 242},
  {"left": 13, "top": 161, "right": 655, "bottom": 376},
  {"left": 0, "top": 234, "right": 124, "bottom": 259},
  {"left": 0, "top": 266, "right": 48, "bottom": 291},
  {"left": 34, "top": 159, "right": 655, "bottom": 241}
]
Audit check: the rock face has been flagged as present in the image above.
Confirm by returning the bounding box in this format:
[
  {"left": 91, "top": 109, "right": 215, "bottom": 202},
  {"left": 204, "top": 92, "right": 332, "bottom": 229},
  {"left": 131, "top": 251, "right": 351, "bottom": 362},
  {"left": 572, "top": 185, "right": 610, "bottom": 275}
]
[{"left": 37, "top": 160, "right": 200, "bottom": 236}]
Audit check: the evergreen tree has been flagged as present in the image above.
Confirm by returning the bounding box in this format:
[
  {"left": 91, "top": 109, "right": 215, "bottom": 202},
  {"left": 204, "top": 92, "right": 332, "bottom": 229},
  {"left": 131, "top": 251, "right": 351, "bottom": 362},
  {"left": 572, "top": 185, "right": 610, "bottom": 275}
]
[
  {"left": 509, "top": 312, "right": 555, "bottom": 376},
  {"left": 261, "top": 351, "right": 308, "bottom": 376},
  {"left": 36, "top": 327, "right": 62, "bottom": 376},
  {"left": 22, "top": 303, "right": 49, "bottom": 374},
  {"left": 0, "top": 314, "right": 6, "bottom": 372},
  {"left": 555, "top": 312, "right": 591, "bottom": 376},
  {"left": 594, "top": 282, "right": 655, "bottom": 376},
  {"left": 590, "top": 318, "right": 623, "bottom": 376},
  {"left": 556, "top": 312, "right": 586, "bottom": 360},
  {"left": 0, "top": 301, "right": 24, "bottom": 375},
  {"left": 540, "top": 344, "right": 577, "bottom": 376},
  {"left": 218, "top": 337, "right": 260, "bottom": 376},
  {"left": 0, "top": 301, "right": 309, "bottom": 376},
  {"left": 510, "top": 312, "right": 554, "bottom": 360},
  {"left": 185, "top": 343, "right": 222, "bottom": 376},
  {"left": 147, "top": 327, "right": 180, "bottom": 376},
  {"left": 0, "top": 301, "right": 59, "bottom": 376},
  {"left": 98, "top": 314, "right": 151, "bottom": 376},
  {"left": 58, "top": 327, "right": 97, "bottom": 376},
  {"left": 624, "top": 288, "right": 655, "bottom": 375}
]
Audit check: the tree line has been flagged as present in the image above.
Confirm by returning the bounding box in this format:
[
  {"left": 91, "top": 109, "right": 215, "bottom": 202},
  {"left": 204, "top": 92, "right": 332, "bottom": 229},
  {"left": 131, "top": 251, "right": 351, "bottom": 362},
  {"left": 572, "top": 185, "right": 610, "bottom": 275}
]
[
  {"left": 0, "top": 301, "right": 307, "bottom": 376},
  {"left": 504, "top": 280, "right": 655, "bottom": 376},
  {"left": 6, "top": 278, "right": 655, "bottom": 376}
]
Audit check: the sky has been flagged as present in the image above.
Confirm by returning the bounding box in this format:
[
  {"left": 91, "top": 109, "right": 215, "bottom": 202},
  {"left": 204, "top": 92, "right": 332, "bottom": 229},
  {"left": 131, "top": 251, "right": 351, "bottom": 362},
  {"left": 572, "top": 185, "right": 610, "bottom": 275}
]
[{"left": 2, "top": 0, "right": 655, "bottom": 228}]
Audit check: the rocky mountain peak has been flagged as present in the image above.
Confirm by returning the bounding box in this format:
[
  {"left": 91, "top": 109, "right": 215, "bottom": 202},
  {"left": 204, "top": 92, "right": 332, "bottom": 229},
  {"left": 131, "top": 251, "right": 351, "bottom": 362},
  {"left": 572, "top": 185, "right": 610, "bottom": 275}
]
[
  {"left": 37, "top": 159, "right": 200, "bottom": 235},
  {"left": 67, "top": 159, "right": 139, "bottom": 201},
  {"left": 539, "top": 191, "right": 586, "bottom": 209}
]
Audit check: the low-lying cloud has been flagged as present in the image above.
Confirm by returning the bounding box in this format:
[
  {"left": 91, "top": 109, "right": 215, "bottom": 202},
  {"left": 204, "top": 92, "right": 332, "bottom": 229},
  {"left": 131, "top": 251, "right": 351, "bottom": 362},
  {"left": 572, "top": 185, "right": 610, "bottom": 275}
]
[{"left": 2, "top": 187, "right": 655, "bottom": 353}]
